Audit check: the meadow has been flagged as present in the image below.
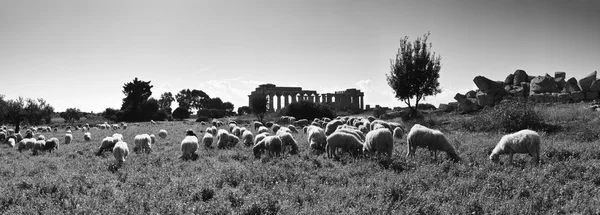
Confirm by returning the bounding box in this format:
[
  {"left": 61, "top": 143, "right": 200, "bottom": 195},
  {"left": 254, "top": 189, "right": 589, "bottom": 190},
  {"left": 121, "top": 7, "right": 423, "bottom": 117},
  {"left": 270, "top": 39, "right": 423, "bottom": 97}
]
[{"left": 1, "top": 103, "right": 600, "bottom": 214}]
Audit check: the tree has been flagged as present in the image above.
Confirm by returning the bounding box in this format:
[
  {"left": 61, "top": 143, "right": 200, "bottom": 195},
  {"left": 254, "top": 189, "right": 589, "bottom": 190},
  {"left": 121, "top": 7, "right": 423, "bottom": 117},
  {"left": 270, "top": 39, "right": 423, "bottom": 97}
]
[
  {"left": 158, "top": 92, "right": 174, "bottom": 114},
  {"left": 205, "top": 97, "right": 224, "bottom": 109},
  {"left": 121, "top": 77, "right": 154, "bottom": 122},
  {"left": 102, "top": 108, "right": 120, "bottom": 122},
  {"left": 60, "top": 108, "right": 83, "bottom": 123},
  {"left": 175, "top": 89, "right": 210, "bottom": 112},
  {"left": 4, "top": 97, "right": 25, "bottom": 133},
  {"left": 386, "top": 32, "right": 442, "bottom": 116},
  {"left": 172, "top": 107, "right": 190, "bottom": 121},
  {"left": 237, "top": 106, "right": 252, "bottom": 115},
  {"left": 249, "top": 92, "right": 268, "bottom": 123},
  {"left": 222, "top": 102, "right": 235, "bottom": 113}
]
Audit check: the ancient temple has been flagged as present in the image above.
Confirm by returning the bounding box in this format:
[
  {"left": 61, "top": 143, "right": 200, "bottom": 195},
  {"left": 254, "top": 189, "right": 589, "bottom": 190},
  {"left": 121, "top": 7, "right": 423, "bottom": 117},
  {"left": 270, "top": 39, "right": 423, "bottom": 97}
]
[{"left": 248, "top": 83, "right": 364, "bottom": 112}]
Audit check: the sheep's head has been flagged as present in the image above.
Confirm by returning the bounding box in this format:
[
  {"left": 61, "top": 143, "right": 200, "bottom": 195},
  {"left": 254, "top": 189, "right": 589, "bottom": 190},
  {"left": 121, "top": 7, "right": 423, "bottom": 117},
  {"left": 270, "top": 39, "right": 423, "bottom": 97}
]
[
  {"left": 489, "top": 154, "right": 500, "bottom": 163},
  {"left": 186, "top": 129, "right": 196, "bottom": 137}
]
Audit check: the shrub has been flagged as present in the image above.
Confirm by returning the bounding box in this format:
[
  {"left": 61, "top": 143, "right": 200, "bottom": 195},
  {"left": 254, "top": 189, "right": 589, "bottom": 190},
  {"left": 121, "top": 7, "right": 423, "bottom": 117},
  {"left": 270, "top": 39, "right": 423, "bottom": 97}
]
[
  {"left": 197, "top": 109, "right": 229, "bottom": 119},
  {"left": 458, "top": 101, "right": 545, "bottom": 133},
  {"left": 172, "top": 107, "right": 190, "bottom": 120},
  {"left": 372, "top": 107, "right": 387, "bottom": 118},
  {"left": 417, "top": 103, "right": 437, "bottom": 110},
  {"left": 279, "top": 101, "right": 336, "bottom": 121}
]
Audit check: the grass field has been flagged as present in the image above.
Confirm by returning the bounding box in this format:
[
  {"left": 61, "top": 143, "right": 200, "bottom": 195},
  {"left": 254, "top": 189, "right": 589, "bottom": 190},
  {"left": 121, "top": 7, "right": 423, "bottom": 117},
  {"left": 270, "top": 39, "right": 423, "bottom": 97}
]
[{"left": 1, "top": 103, "right": 600, "bottom": 214}]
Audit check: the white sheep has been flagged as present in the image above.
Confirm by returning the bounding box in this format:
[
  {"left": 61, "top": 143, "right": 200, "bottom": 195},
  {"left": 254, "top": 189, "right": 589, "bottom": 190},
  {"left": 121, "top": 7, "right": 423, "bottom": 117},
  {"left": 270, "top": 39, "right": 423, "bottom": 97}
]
[
  {"left": 150, "top": 134, "right": 156, "bottom": 144},
  {"left": 393, "top": 127, "right": 404, "bottom": 139},
  {"left": 254, "top": 133, "right": 268, "bottom": 147},
  {"left": 65, "top": 133, "right": 73, "bottom": 144},
  {"left": 325, "top": 120, "right": 344, "bottom": 136},
  {"left": 158, "top": 129, "right": 168, "bottom": 138},
  {"left": 113, "top": 141, "right": 130, "bottom": 164},
  {"left": 134, "top": 134, "right": 152, "bottom": 153},
  {"left": 272, "top": 124, "right": 281, "bottom": 134},
  {"left": 326, "top": 131, "right": 364, "bottom": 158},
  {"left": 275, "top": 127, "right": 291, "bottom": 136},
  {"left": 241, "top": 130, "right": 254, "bottom": 147},
  {"left": 43, "top": 138, "right": 59, "bottom": 152},
  {"left": 363, "top": 128, "right": 394, "bottom": 159},
  {"left": 253, "top": 121, "right": 263, "bottom": 130},
  {"left": 202, "top": 133, "right": 214, "bottom": 148},
  {"left": 83, "top": 132, "right": 91, "bottom": 141},
  {"left": 253, "top": 136, "right": 282, "bottom": 158},
  {"left": 7, "top": 138, "right": 15, "bottom": 148},
  {"left": 112, "top": 133, "right": 123, "bottom": 142},
  {"left": 307, "top": 126, "right": 327, "bottom": 150},
  {"left": 180, "top": 135, "right": 199, "bottom": 160},
  {"left": 489, "top": 129, "right": 540, "bottom": 164},
  {"left": 17, "top": 138, "right": 36, "bottom": 152},
  {"left": 287, "top": 125, "right": 298, "bottom": 133},
  {"left": 33, "top": 139, "right": 46, "bottom": 154},
  {"left": 370, "top": 120, "right": 392, "bottom": 132},
  {"left": 406, "top": 124, "right": 459, "bottom": 161},
  {"left": 335, "top": 128, "right": 365, "bottom": 142},
  {"left": 277, "top": 132, "right": 298, "bottom": 155},
  {"left": 257, "top": 126, "right": 269, "bottom": 135},
  {"left": 216, "top": 129, "right": 231, "bottom": 149},
  {"left": 232, "top": 127, "right": 242, "bottom": 138},
  {"left": 226, "top": 133, "right": 240, "bottom": 148}
]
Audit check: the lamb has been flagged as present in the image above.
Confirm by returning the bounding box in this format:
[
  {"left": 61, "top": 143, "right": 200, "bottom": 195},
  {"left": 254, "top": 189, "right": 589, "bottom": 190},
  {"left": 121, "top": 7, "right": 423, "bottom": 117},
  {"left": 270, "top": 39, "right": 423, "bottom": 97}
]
[
  {"left": 257, "top": 126, "right": 269, "bottom": 135},
  {"left": 358, "top": 125, "right": 369, "bottom": 135},
  {"left": 202, "top": 133, "right": 214, "bottom": 148},
  {"left": 287, "top": 125, "right": 298, "bottom": 133},
  {"left": 133, "top": 134, "right": 152, "bottom": 153},
  {"left": 113, "top": 141, "right": 130, "bottom": 164},
  {"left": 97, "top": 137, "right": 117, "bottom": 155},
  {"left": 241, "top": 130, "right": 254, "bottom": 147},
  {"left": 83, "top": 132, "right": 91, "bottom": 141},
  {"left": 306, "top": 126, "right": 327, "bottom": 150},
  {"left": 158, "top": 129, "right": 168, "bottom": 138},
  {"left": 363, "top": 128, "right": 394, "bottom": 159},
  {"left": 253, "top": 136, "right": 283, "bottom": 158},
  {"left": 277, "top": 132, "right": 298, "bottom": 155},
  {"left": 406, "top": 124, "right": 459, "bottom": 162},
  {"left": 324, "top": 120, "right": 344, "bottom": 136},
  {"left": 253, "top": 121, "right": 263, "bottom": 130},
  {"left": 489, "top": 129, "right": 540, "bottom": 165},
  {"left": 336, "top": 128, "right": 365, "bottom": 142},
  {"left": 43, "top": 138, "right": 59, "bottom": 152},
  {"left": 180, "top": 135, "right": 199, "bottom": 160},
  {"left": 393, "top": 127, "right": 404, "bottom": 139},
  {"left": 326, "top": 131, "right": 364, "bottom": 158},
  {"left": 65, "top": 133, "right": 73, "bottom": 144}
]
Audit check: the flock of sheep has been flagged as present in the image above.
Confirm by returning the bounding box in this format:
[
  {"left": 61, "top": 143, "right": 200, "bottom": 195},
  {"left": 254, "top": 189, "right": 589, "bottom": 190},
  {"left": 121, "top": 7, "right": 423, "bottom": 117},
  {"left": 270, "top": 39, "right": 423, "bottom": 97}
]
[{"left": 0, "top": 115, "right": 541, "bottom": 166}]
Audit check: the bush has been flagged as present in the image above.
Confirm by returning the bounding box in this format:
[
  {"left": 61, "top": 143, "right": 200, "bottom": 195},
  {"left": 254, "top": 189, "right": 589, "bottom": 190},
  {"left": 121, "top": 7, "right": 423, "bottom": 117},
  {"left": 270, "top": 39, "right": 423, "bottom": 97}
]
[
  {"left": 172, "top": 107, "right": 190, "bottom": 120},
  {"left": 279, "top": 101, "right": 336, "bottom": 121},
  {"left": 417, "top": 103, "right": 437, "bottom": 110},
  {"left": 372, "top": 107, "right": 388, "bottom": 118},
  {"left": 458, "top": 101, "right": 545, "bottom": 133},
  {"left": 197, "top": 109, "right": 230, "bottom": 119}
]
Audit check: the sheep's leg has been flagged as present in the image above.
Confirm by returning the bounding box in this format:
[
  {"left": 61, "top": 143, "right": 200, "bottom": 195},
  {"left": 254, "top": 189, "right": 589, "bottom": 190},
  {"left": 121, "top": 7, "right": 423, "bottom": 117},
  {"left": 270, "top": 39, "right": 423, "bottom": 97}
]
[
  {"left": 508, "top": 153, "right": 514, "bottom": 165},
  {"left": 531, "top": 152, "right": 539, "bottom": 165}
]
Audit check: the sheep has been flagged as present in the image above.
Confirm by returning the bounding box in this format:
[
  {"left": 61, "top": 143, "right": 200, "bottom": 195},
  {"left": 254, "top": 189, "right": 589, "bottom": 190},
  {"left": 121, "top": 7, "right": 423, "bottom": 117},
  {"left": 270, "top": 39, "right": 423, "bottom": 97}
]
[
  {"left": 7, "top": 138, "right": 15, "bottom": 148},
  {"left": 133, "top": 134, "right": 152, "bottom": 153},
  {"left": 37, "top": 134, "right": 45, "bottom": 141},
  {"left": 254, "top": 133, "right": 268, "bottom": 146},
  {"left": 216, "top": 129, "right": 234, "bottom": 149},
  {"left": 229, "top": 123, "right": 237, "bottom": 132},
  {"left": 226, "top": 133, "right": 240, "bottom": 148},
  {"left": 186, "top": 129, "right": 197, "bottom": 137},
  {"left": 253, "top": 136, "right": 282, "bottom": 158},
  {"left": 241, "top": 130, "right": 254, "bottom": 147},
  {"left": 326, "top": 131, "right": 364, "bottom": 158},
  {"left": 336, "top": 128, "right": 365, "bottom": 142},
  {"left": 370, "top": 120, "right": 392, "bottom": 132},
  {"left": 265, "top": 122, "right": 274, "bottom": 128},
  {"left": 367, "top": 116, "right": 376, "bottom": 122},
  {"left": 150, "top": 134, "right": 156, "bottom": 144},
  {"left": 295, "top": 119, "right": 309, "bottom": 127},
  {"left": 180, "top": 135, "right": 199, "bottom": 160},
  {"left": 277, "top": 132, "right": 298, "bottom": 155},
  {"left": 363, "top": 128, "right": 394, "bottom": 159},
  {"left": 43, "top": 138, "right": 59, "bottom": 152},
  {"left": 65, "top": 133, "right": 73, "bottom": 144},
  {"left": 325, "top": 120, "right": 344, "bottom": 136},
  {"left": 393, "top": 127, "right": 404, "bottom": 139},
  {"left": 272, "top": 124, "right": 281, "bottom": 133},
  {"left": 358, "top": 125, "right": 369, "bottom": 135},
  {"left": 306, "top": 126, "right": 327, "bottom": 150},
  {"left": 0, "top": 131, "right": 6, "bottom": 142},
  {"left": 205, "top": 126, "right": 217, "bottom": 136},
  {"left": 158, "top": 129, "right": 168, "bottom": 138},
  {"left": 112, "top": 133, "right": 123, "bottom": 142},
  {"left": 287, "top": 125, "right": 298, "bottom": 133},
  {"left": 232, "top": 127, "right": 242, "bottom": 138},
  {"left": 24, "top": 130, "right": 34, "bottom": 138},
  {"left": 276, "top": 127, "right": 291, "bottom": 136},
  {"left": 253, "top": 121, "right": 263, "bottom": 130},
  {"left": 113, "top": 141, "right": 130, "bottom": 164},
  {"left": 406, "top": 124, "right": 459, "bottom": 162},
  {"left": 202, "top": 133, "right": 214, "bottom": 148},
  {"left": 122, "top": 123, "right": 128, "bottom": 129},
  {"left": 489, "top": 129, "right": 540, "bottom": 165},
  {"left": 17, "top": 138, "right": 36, "bottom": 152},
  {"left": 97, "top": 137, "right": 118, "bottom": 155},
  {"left": 83, "top": 132, "right": 91, "bottom": 141},
  {"left": 33, "top": 139, "right": 46, "bottom": 154},
  {"left": 257, "top": 126, "right": 269, "bottom": 135}
]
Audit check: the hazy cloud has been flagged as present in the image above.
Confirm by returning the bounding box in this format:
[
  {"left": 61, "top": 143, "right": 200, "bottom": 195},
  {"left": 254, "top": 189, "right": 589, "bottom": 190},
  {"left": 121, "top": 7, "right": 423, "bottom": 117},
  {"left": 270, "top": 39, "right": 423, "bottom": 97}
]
[{"left": 355, "top": 79, "right": 373, "bottom": 92}]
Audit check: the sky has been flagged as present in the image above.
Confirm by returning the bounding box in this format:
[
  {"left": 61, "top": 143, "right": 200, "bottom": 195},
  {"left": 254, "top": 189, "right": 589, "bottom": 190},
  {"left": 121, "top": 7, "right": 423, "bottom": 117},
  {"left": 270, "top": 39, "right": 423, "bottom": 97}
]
[{"left": 1, "top": 0, "right": 599, "bottom": 113}]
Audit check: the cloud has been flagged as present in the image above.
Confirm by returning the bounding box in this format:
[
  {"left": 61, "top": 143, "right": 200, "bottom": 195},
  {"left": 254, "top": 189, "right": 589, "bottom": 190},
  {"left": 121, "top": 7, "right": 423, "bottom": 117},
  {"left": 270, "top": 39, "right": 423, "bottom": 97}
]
[
  {"left": 355, "top": 79, "right": 373, "bottom": 92},
  {"left": 196, "top": 66, "right": 214, "bottom": 74},
  {"left": 200, "top": 77, "right": 265, "bottom": 108}
]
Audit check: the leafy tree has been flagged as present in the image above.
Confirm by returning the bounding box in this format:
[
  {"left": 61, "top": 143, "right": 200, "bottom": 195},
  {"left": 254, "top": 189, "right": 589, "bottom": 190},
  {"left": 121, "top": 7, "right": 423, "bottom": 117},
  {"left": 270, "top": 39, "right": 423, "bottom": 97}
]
[
  {"left": 140, "top": 98, "right": 160, "bottom": 121},
  {"left": 158, "top": 92, "right": 175, "bottom": 113},
  {"left": 4, "top": 97, "right": 25, "bottom": 133},
  {"left": 386, "top": 32, "right": 442, "bottom": 116},
  {"left": 120, "top": 77, "right": 154, "bottom": 122},
  {"left": 175, "top": 89, "right": 210, "bottom": 111},
  {"left": 222, "top": 102, "right": 235, "bottom": 113},
  {"left": 279, "top": 101, "right": 336, "bottom": 121},
  {"left": 102, "top": 108, "right": 120, "bottom": 122},
  {"left": 0, "top": 95, "right": 8, "bottom": 124},
  {"left": 237, "top": 106, "right": 252, "bottom": 115},
  {"left": 172, "top": 107, "right": 190, "bottom": 121},
  {"left": 205, "top": 97, "right": 224, "bottom": 109},
  {"left": 60, "top": 108, "right": 83, "bottom": 123},
  {"left": 249, "top": 92, "right": 268, "bottom": 123}
]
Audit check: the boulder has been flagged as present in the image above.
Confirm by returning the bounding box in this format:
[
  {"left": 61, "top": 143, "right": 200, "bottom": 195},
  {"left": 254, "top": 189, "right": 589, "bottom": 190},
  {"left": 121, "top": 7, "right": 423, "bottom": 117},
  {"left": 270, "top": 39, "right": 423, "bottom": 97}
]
[
  {"left": 473, "top": 76, "right": 505, "bottom": 95},
  {"left": 557, "top": 93, "right": 571, "bottom": 103},
  {"left": 579, "top": 71, "right": 596, "bottom": 92},
  {"left": 465, "top": 90, "right": 477, "bottom": 98},
  {"left": 567, "top": 77, "right": 581, "bottom": 92},
  {"left": 508, "top": 86, "right": 524, "bottom": 97},
  {"left": 505, "top": 74, "right": 515, "bottom": 86},
  {"left": 530, "top": 74, "right": 558, "bottom": 93},
  {"left": 555, "top": 77, "right": 566, "bottom": 92},
  {"left": 586, "top": 91, "right": 599, "bottom": 100},
  {"left": 454, "top": 93, "right": 475, "bottom": 113},
  {"left": 530, "top": 93, "right": 544, "bottom": 103},
  {"left": 438, "top": 103, "right": 454, "bottom": 112},
  {"left": 571, "top": 91, "right": 585, "bottom": 102},
  {"left": 521, "top": 82, "right": 530, "bottom": 96},
  {"left": 513, "top": 69, "right": 529, "bottom": 85},
  {"left": 476, "top": 91, "right": 495, "bottom": 107},
  {"left": 590, "top": 79, "right": 600, "bottom": 92},
  {"left": 448, "top": 102, "right": 459, "bottom": 110},
  {"left": 555, "top": 71, "right": 566, "bottom": 80}
]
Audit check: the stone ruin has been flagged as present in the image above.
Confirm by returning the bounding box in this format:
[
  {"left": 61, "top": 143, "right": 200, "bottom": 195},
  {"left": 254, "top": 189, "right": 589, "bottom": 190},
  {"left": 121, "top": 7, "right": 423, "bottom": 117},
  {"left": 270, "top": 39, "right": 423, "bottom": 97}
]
[{"left": 439, "top": 69, "right": 598, "bottom": 113}]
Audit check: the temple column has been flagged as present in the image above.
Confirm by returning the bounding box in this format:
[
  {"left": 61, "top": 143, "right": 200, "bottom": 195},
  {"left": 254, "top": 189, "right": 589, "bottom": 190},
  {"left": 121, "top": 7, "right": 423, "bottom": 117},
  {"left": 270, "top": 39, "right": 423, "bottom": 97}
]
[
  {"left": 315, "top": 94, "right": 320, "bottom": 103},
  {"left": 291, "top": 93, "right": 297, "bottom": 103},
  {"left": 309, "top": 94, "right": 314, "bottom": 103},
  {"left": 268, "top": 93, "right": 274, "bottom": 112},
  {"left": 284, "top": 93, "right": 289, "bottom": 107},
  {"left": 360, "top": 96, "right": 364, "bottom": 110},
  {"left": 276, "top": 94, "right": 282, "bottom": 111}
]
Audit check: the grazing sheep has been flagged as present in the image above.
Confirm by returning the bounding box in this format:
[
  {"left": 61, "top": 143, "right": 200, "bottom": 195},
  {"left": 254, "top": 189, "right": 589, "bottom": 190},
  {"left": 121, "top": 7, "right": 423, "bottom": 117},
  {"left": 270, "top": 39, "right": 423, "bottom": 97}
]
[
  {"left": 370, "top": 120, "right": 392, "bottom": 132},
  {"left": 0, "top": 131, "right": 6, "bottom": 142},
  {"left": 367, "top": 116, "right": 376, "bottom": 122},
  {"left": 276, "top": 127, "right": 291, "bottom": 136},
  {"left": 307, "top": 126, "right": 327, "bottom": 150},
  {"left": 287, "top": 125, "right": 298, "bottom": 133},
  {"left": 206, "top": 126, "right": 217, "bottom": 136},
  {"left": 113, "top": 141, "right": 130, "bottom": 164},
  {"left": 37, "top": 135, "right": 45, "bottom": 141},
  {"left": 112, "top": 133, "right": 123, "bottom": 142},
  {"left": 97, "top": 137, "right": 117, "bottom": 155},
  {"left": 180, "top": 135, "right": 199, "bottom": 160},
  {"left": 158, "top": 129, "right": 168, "bottom": 138},
  {"left": 277, "top": 132, "right": 299, "bottom": 155},
  {"left": 358, "top": 125, "right": 369, "bottom": 135},
  {"left": 272, "top": 124, "right": 281, "bottom": 134},
  {"left": 265, "top": 122, "right": 274, "bottom": 128},
  {"left": 254, "top": 133, "right": 268, "bottom": 146},
  {"left": 8, "top": 138, "right": 15, "bottom": 148},
  {"left": 186, "top": 129, "right": 197, "bottom": 137},
  {"left": 122, "top": 123, "right": 128, "bottom": 129},
  {"left": 43, "top": 138, "right": 59, "bottom": 152},
  {"left": 295, "top": 119, "right": 309, "bottom": 127},
  {"left": 133, "top": 134, "right": 152, "bottom": 153},
  {"left": 216, "top": 129, "right": 235, "bottom": 149},
  {"left": 336, "top": 128, "right": 366, "bottom": 142},
  {"left": 325, "top": 120, "right": 344, "bottom": 136},
  {"left": 326, "top": 131, "right": 364, "bottom": 158},
  {"left": 24, "top": 130, "right": 34, "bottom": 139},
  {"left": 253, "top": 136, "right": 282, "bottom": 158},
  {"left": 242, "top": 130, "right": 254, "bottom": 147},
  {"left": 33, "top": 139, "right": 46, "bottom": 154},
  {"left": 393, "top": 127, "right": 404, "bottom": 139},
  {"left": 489, "top": 129, "right": 540, "bottom": 164},
  {"left": 83, "top": 132, "right": 91, "bottom": 141},
  {"left": 363, "top": 128, "right": 394, "bottom": 159},
  {"left": 406, "top": 124, "right": 459, "bottom": 162},
  {"left": 17, "top": 138, "right": 36, "bottom": 152},
  {"left": 65, "top": 133, "right": 73, "bottom": 144},
  {"left": 232, "top": 127, "right": 242, "bottom": 138},
  {"left": 150, "top": 134, "right": 156, "bottom": 144},
  {"left": 257, "top": 126, "right": 269, "bottom": 135},
  {"left": 202, "top": 133, "right": 214, "bottom": 148},
  {"left": 253, "top": 121, "right": 263, "bottom": 130},
  {"left": 227, "top": 133, "right": 240, "bottom": 147}
]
